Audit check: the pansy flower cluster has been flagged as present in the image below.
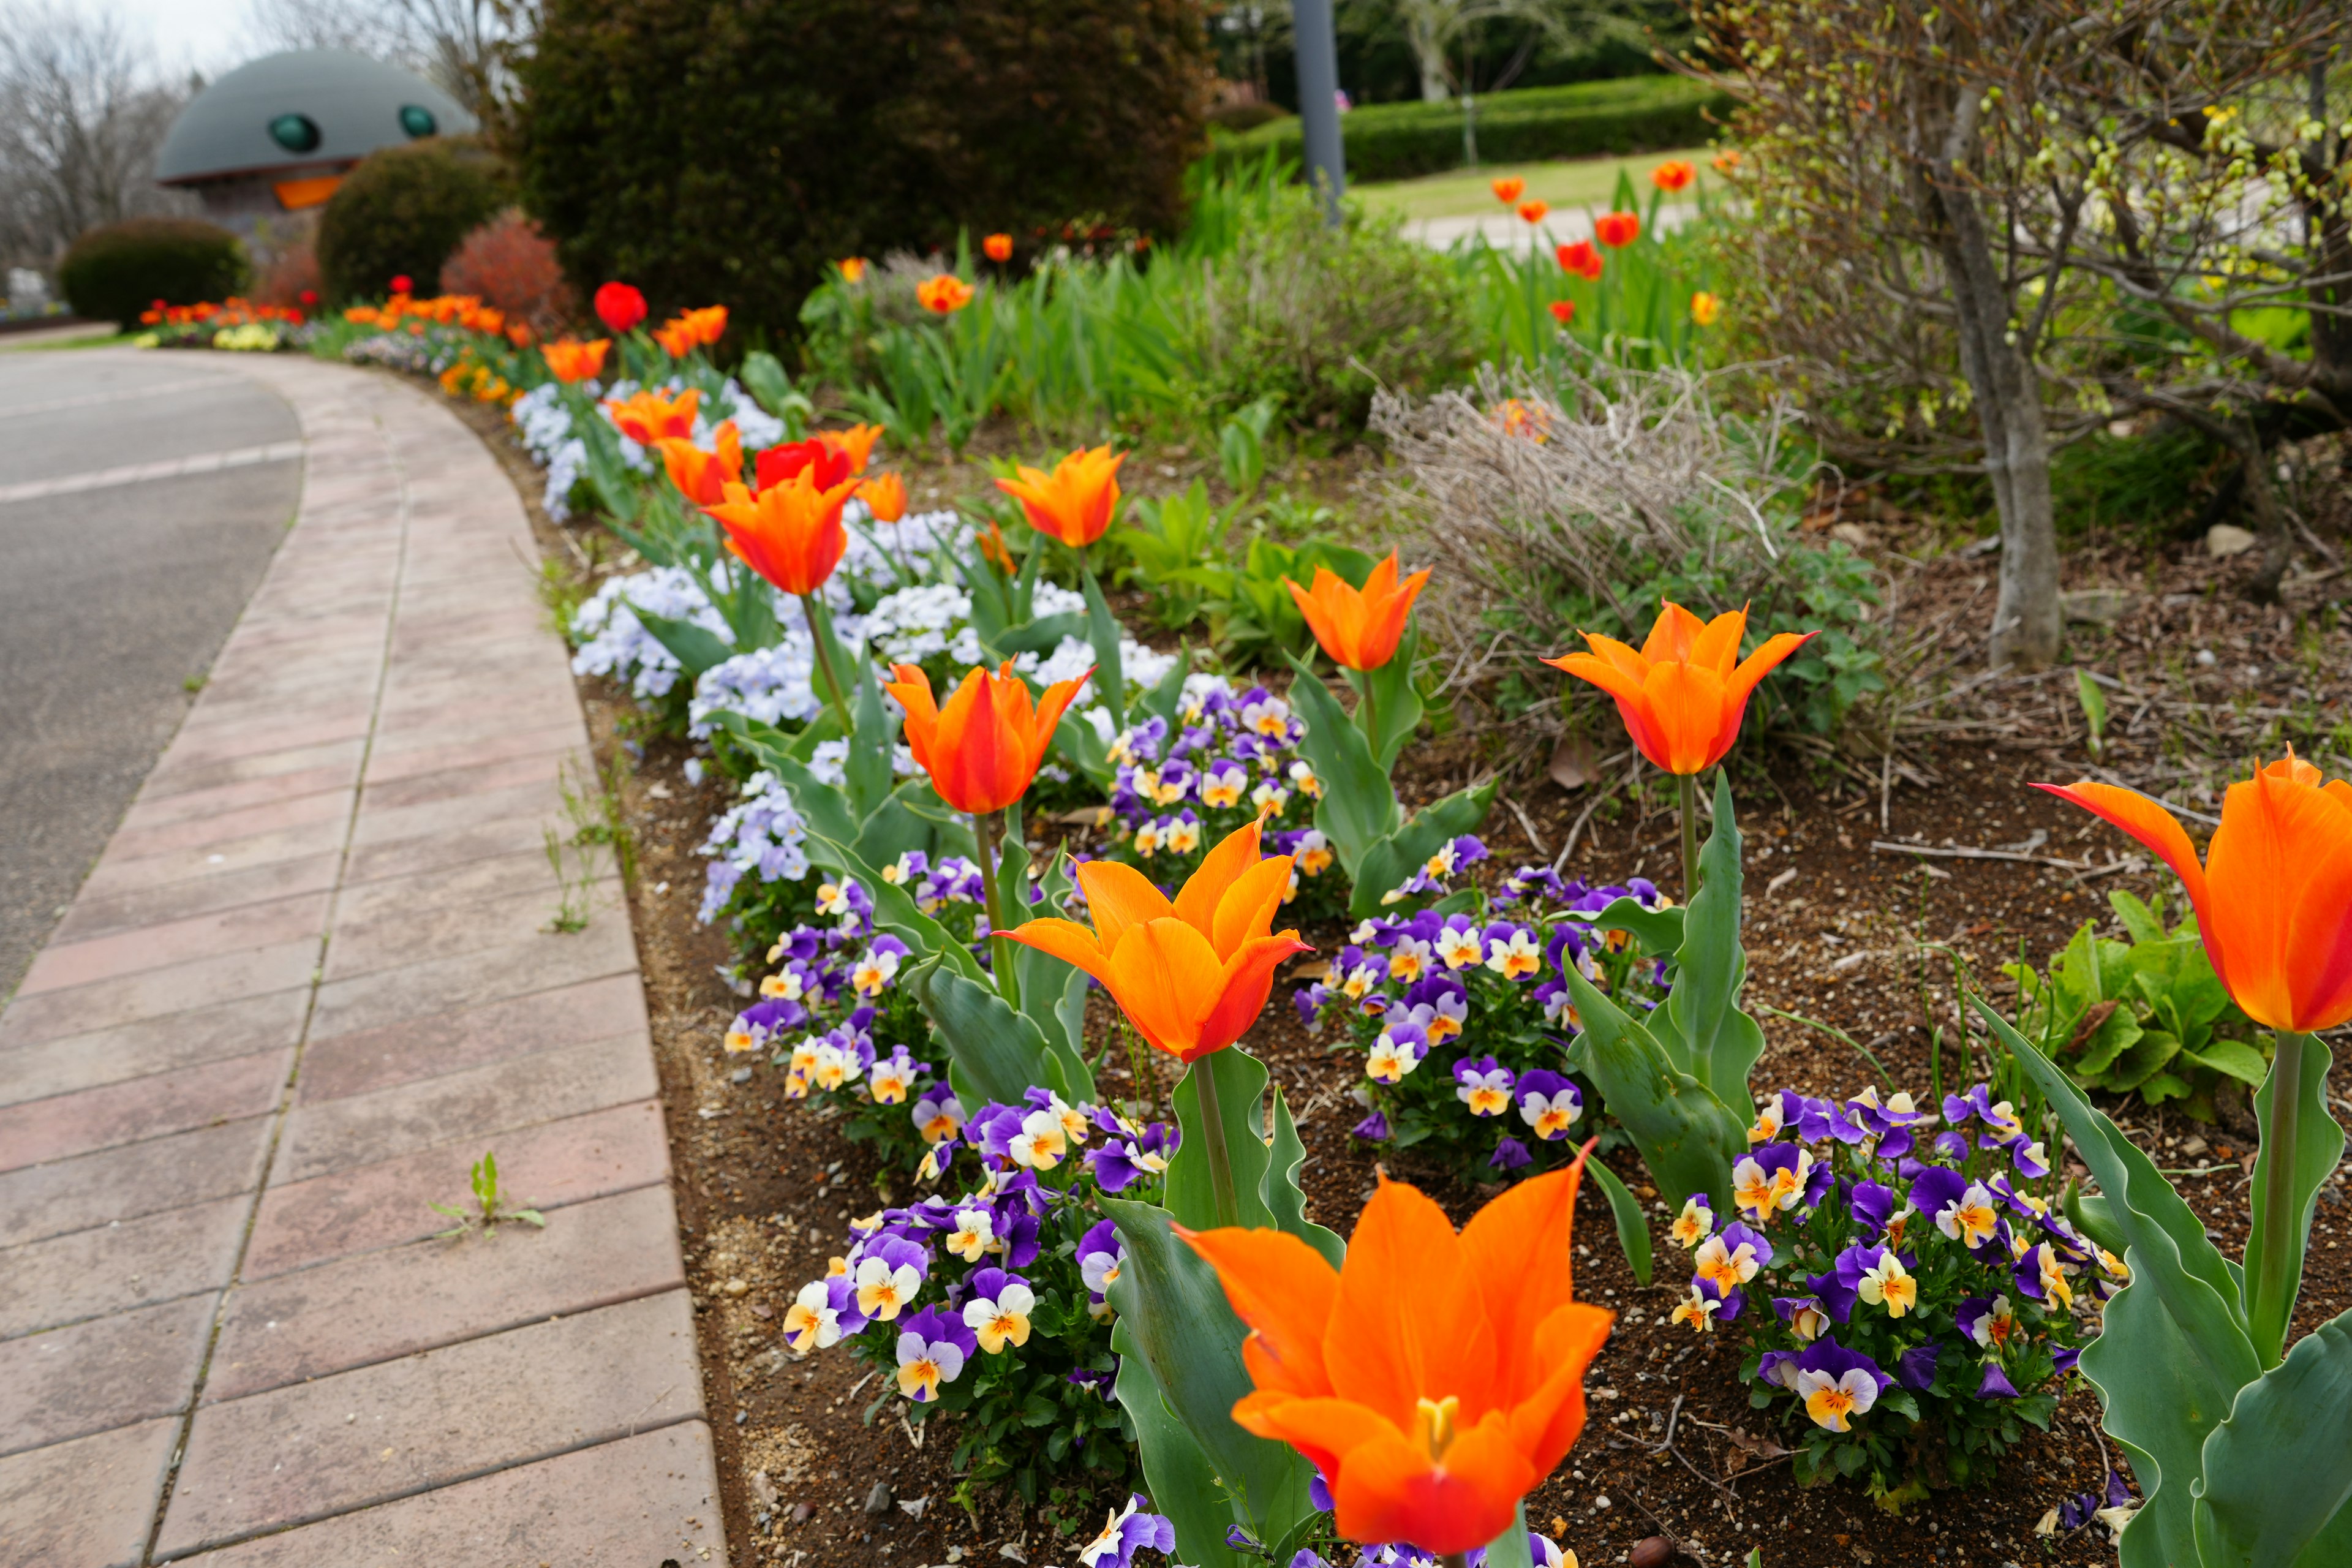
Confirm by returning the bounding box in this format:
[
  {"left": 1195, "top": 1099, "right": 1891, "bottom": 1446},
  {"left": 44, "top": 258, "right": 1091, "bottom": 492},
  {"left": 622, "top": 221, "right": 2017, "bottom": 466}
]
[
  {"left": 1102, "top": 680, "right": 1343, "bottom": 918},
  {"left": 783, "top": 1087, "right": 1178, "bottom": 1498},
  {"left": 1295, "top": 867, "right": 1674, "bottom": 1176},
  {"left": 1667, "top": 1082, "right": 2110, "bottom": 1496}
]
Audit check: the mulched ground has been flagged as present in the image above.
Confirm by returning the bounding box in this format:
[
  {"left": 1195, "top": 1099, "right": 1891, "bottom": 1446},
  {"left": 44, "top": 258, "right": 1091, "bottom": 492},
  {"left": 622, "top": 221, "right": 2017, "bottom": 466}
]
[{"left": 441, "top": 386, "right": 2352, "bottom": 1568}]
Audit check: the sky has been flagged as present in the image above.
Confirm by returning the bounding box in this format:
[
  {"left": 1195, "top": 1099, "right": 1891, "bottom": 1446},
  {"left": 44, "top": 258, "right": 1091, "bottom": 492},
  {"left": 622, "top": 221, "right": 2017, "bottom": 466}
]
[{"left": 89, "top": 0, "right": 263, "bottom": 81}]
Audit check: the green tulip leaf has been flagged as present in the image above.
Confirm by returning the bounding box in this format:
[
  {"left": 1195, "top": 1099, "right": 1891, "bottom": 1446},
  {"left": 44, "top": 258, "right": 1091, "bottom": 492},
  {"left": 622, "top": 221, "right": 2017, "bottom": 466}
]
[
  {"left": 1561, "top": 962, "right": 1741, "bottom": 1210},
  {"left": 1349, "top": 780, "right": 1499, "bottom": 919},
  {"left": 2191, "top": 1308, "right": 2352, "bottom": 1568}
]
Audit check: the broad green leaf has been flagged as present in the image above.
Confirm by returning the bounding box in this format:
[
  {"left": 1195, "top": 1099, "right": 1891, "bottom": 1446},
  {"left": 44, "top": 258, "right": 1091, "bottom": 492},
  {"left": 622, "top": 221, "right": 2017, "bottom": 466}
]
[
  {"left": 1349, "top": 780, "right": 1499, "bottom": 919},
  {"left": 2109, "top": 888, "right": 2168, "bottom": 945},
  {"left": 2063, "top": 1182, "right": 2129, "bottom": 1259},
  {"left": 1283, "top": 652, "right": 1400, "bottom": 877},
  {"left": 1662, "top": 773, "right": 1766, "bottom": 1121},
  {"left": 985, "top": 611, "right": 1088, "bottom": 659},
  {"left": 907, "top": 954, "right": 1082, "bottom": 1110},
  {"left": 761, "top": 754, "right": 861, "bottom": 848},
  {"left": 1581, "top": 897, "right": 1684, "bottom": 960},
  {"left": 2073, "top": 1007, "right": 2144, "bottom": 1078},
  {"left": 2244, "top": 1033, "right": 2345, "bottom": 1368},
  {"left": 624, "top": 601, "right": 734, "bottom": 677},
  {"left": 1166, "top": 1049, "right": 1276, "bottom": 1231},
  {"left": 2179, "top": 1038, "right": 2270, "bottom": 1088},
  {"left": 1583, "top": 1153, "right": 1653, "bottom": 1286},
  {"left": 1262, "top": 1084, "right": 1344, "bottom": 1268},
  {"left": 1346, "top": 623, "right": 1423, "bottom": 771},
  {"left": 1108, "top": 1320, "right": 1254, "bottom": 1568},
  {"left": 1101, "top": 1197, "right": 1321, "bottom": 1552},
  {"left": 1082, "top": 569, "right": 1127, "bottom": 730},
  {"left": 849, "top": 793, "right": 932, "bottom": 872},
  {"left": 845, "top": 660, "right": 895, "bottom": 820},
  {"left": 1483, "top": 1505, "right": 1534, "bottom": 1568},
  {"left": 1052, "top": 707, "right": 1115, "bottom": 792},
  {"left": 2087, "top": 1280, "right": 2239, "bottom": 1568},
  {"left": 2107, "top": 1028, "right": 2182, "bottom": 1093},
  {"left": 2192, "top": 1309, "right": 2352, "bottom": 1567},
  {"left": 1561, "top": 963, "right": 1741, "bottom": 1210}
]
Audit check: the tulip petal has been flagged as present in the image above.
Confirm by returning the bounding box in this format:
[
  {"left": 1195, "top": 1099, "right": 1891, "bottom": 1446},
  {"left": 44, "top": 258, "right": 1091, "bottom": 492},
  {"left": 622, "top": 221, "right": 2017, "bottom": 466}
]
[
  {"left": 1191, "top": 930, "right": 1312, "bottom": 1061},
  {"left": 1324, "top": 1178, "right": 1494, "bottom": 1433},
  {"left": 1503, "top": 1298, "right": 1615, "bottom": 1478},
  {"left": 1577, "top": 631, "right": 1649, "bottom": 682},
  {"left": 2034, "top": 782, "right": 2215, "bottom": 961},
  {"left": 1072, "top": 861, "right": 1175, "bottom": 953},
  {"left": 1107, "top": 917, "right": 1226, "bottom": 1057},
  {"left": 1689, "top": 606, "right": 1747, "bottom": 675},
  {"left": 1208, "top": 853, "right": 1294, "bottom": 959},
  {"left": 1640, "top": 600, "right": 1708, "bottom": 664},
  {"left": 1173, "top": 817, "right": 1265, "bottom": 939},
  {"left": 1639, "top": 657, "right": 1727, "bottom": 775},
  {"left": 1178, "top": 1226, "right": 1340, "bottom": 1396},
  {"left": 1245, "top": 1395, "right": 1403, "bottom": 1500},
  {"left": 1705, "top": 629, "right": 1817, "bottom": 768},
  {"left": 2209, "top": 763, "right": 2352, "bottom": 1031},
  {"left": 996, "top": 918, "right": 1115, "bottom": 989},
  {"left": 1457, "top": 1159, "right": 1583, "bottom": 1399},
  {"left": 1330, "top": 1408, "right": 1535, "bottom": 1556}
]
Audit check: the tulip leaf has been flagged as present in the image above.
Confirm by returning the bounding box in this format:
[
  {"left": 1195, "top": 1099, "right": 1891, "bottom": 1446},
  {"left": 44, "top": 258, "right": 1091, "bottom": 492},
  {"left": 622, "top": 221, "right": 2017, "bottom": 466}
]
[
  {"left": 1662, "top": 774, "right": 1766, "bottom": 1121},
  {"left": 2190, "top": 1308, "right": 2352, "bottom": 1568},
  {"left": 1582, "top": 1152, "right": 1653, "bottom": 1287},
  {"left": 1051, "top": 708, "right": 1115, "bottom": 793},
  {"left": 802, "top": 592, "right": 859, "bottom": 720},
  {"left": 907, "top": 952, "right": 1084, "bottom": 1109},
  {"left": 1283, "top": 652, "right": 1401, "bottom": 878},
  {"left": 758, "top": 753, "right": 862, "bottom": 849},
  {"left": 1560, "top": 963, "right": 1741, "bottom": 1211},
  {"left": 1107, "top": 1317, "right": 1255, "bottom": 1568},
  {"left": 1101, "top": 1196, "right": 1322, "bottom": 1556},
  {"left": 1082, "top": 568, "right": 1127, "bottom": 731},
  {"left": 1007, "top": 849, "right": 1095, "bottom": 1102},
  {"left": 1166, "top": 1049, "right": 1278, "bottom": 1232},
  {"left": 2082, "top": 1275, "right": 2229, "bottom": 1568},
  {"left": 2062, "top": 1181, "right": 2130, "bottom": 1259},
  {"left": 982, "top": 611, "right": 1088, "bottom": 659},
  {"left": 850, "top": 793, "right": 932, "bottom": 873},
  {"left": 1348, "top": 779, "right": 1500, "bottom": 919},
  {"left": 1262, "top": 1083, "right": 1345, "bottom": 1268},
  {"left": 1580, "top": 896, "right": 1684, "bottom": 960},
  {"left": 2244, "top": 1033, "right": 2344, "bottom": 1368},
  {"left": 1342, "top": 623, "right": 1423, "bottom": 771},
  {"left": 623, "top": 600, "right": 736, "bottom": 678},
  {"left": 805, "top": 831, "right": 986, "bottom": 984},
  {"left": 844, "top": 659, "right": 895, "bottom": 820},
  {"left": 1484, "top": 1504, "right": 1535, "bottom": 1568}
]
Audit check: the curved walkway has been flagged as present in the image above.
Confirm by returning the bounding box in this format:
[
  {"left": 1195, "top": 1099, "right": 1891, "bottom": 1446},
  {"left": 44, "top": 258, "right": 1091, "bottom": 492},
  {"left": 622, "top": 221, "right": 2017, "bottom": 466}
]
[{"left": 0, "top": 353, "right": 724, "bottom": 1567}]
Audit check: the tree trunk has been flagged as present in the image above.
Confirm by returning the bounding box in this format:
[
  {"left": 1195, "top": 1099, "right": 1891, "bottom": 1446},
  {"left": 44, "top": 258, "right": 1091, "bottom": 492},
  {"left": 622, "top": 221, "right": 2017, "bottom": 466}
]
[
  {"left": 1928, "top": 108, "right": 2062, "bottom": 670},
  {"left": 1406, "top": 16, "right": 1450, "bottom": 101}
]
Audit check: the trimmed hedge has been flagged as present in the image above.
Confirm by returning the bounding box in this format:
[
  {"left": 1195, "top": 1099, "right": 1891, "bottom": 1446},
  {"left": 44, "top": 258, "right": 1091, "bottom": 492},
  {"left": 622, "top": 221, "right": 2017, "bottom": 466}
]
[
  {"left": 1212, "top": 75, "right": 1730, "bottom": 184},
  {"left": 59, "top": 219, "right": 249, "bottom": 328},
  {"left": 515, "top": 0, "right": 1214, "bottom": 340},
  {"left": 317, "top": 138, "right": 511, "bottom": 304}
]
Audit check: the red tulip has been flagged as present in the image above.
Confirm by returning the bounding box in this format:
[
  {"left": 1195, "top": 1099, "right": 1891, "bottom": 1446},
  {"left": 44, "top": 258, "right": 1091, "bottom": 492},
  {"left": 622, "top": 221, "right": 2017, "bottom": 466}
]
[
  {"left": 595, "top": 281, "right": 648, "bottom": 334},
  {"left": 1548, "top": 300, "right": 1575, "bottom": 325},
  {"left": 390, "top": 274, "right": 413, "bottom": 295},
  {"left": 1556, "top": 241, "right": 1602, "bottom": 281},
  {"left": 756, "top": 437, "right": 855, "bottom": 494},
  {"left": 1594, "top": 212, "right": 1640, "bottom": 249}
]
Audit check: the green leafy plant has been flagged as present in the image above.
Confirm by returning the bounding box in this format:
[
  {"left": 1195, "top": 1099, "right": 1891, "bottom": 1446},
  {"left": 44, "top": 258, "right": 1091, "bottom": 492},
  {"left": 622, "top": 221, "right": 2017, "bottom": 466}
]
[
  {"left": 2076, "top": 671, "right": 2110, "bottom": 761},
  {"left": 2004, "top": 890, "right": 2270, "bottom": 1119},
  {"left": 316, "top": 137, "right": 511, "bottom": 303},
  {"left": 58, "top": 217, "right": 249, "bottom": 328},
  {"left": 430, "top": 1150, "right": 545, "bottom": 1237}
]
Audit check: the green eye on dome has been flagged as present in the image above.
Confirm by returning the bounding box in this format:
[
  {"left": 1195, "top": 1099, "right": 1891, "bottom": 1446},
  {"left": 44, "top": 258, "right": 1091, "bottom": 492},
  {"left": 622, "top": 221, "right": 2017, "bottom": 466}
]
[
  {"left": 268, "top": 113, "right": 320, "bottom": 153},
  {"left": 399, "top": 104, "right": 437, "bottom": 137}
]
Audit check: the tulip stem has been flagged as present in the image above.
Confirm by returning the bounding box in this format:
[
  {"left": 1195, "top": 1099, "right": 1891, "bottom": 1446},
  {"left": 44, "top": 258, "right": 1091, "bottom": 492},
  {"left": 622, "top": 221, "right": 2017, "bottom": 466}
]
[
  {"left": 1189, "top": 1057, "right": 1243, "bottom": 1229},
  {"left": 2248, "top": 1028, "right": 2321, "bottom": 1367},
  {"left": 1358, "top": 669, "right": 1381, "bottom": 762},
  {"left": 798, "top": 592, "right": 854, "bottom": 732},
  {"left": 973, "top": 809, "right": 1020, "bottom": 1008},
  {"left": 1678, "top": 771, "right": 1702, "bottom": 904}
]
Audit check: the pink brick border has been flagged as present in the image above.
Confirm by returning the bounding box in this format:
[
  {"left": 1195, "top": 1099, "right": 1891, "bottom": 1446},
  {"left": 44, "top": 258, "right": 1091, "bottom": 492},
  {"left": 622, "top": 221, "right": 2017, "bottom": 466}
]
[{"left": 0, "top": 355, "right": 722, "bottom": 1568}]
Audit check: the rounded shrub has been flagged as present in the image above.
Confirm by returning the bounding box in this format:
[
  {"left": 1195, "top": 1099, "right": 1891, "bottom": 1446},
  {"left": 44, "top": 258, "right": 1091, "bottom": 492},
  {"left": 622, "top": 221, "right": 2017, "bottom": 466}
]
[
  {"left": 316, "top": 137, "right": 511, "bottom": 303},
  {"left": 58, "top": 218, "right": 249, "bottom": 328},
  {"left": 440, "top": 209, "right": 576, "bottom": 334},
  {"left": 515, "top": 0, "right": 1215, "bottom": 338}
]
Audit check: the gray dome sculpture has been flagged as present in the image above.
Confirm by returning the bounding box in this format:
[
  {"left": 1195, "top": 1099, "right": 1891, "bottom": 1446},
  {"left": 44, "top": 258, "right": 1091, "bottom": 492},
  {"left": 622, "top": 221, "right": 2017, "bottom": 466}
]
[{"left": 156, "top": 50, "right": 478, "bottom": 239}]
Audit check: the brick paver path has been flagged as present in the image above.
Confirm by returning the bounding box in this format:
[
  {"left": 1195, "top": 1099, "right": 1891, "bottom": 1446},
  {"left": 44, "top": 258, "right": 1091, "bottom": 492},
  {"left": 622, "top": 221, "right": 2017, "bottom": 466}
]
[{"left": 0, "top": 355, "right": 726, "bottom": 1567}]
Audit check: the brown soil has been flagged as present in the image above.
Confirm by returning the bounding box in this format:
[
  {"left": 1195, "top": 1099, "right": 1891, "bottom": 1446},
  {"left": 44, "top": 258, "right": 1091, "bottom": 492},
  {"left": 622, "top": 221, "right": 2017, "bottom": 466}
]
[{"left": 435, "top": 385, "right": 2352, "bottom": 1568}]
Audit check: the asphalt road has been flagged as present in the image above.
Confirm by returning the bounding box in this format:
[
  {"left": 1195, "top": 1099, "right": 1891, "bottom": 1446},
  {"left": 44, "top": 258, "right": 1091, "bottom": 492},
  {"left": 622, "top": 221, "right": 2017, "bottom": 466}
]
[{"left": 0, "top": 348, "right": 304, "bottom": 997}]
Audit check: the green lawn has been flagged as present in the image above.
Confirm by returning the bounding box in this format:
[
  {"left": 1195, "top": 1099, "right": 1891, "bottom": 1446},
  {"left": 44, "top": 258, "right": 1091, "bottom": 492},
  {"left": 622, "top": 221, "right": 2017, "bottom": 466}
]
[{"left": 1354, "top": 144, "right": 1717, "bottom": 222}]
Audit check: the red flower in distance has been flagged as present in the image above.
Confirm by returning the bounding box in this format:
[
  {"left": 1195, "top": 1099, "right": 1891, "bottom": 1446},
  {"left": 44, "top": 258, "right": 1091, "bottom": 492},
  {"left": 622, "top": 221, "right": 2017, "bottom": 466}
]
[
  {"left": 1594, "top": 211, "right": 1641, "bottom": 248},
  {"left": 1556, "top": 241, "right": 1602, "bottom": 281},
  {"left": 1548, "top": 300, "right": 1575, "bottom": 325},
  {"left": 595, "top": 281, "right": 647, "bottom": 334},
  {"left": 389, "top": 274, "right": 413, "bottom": 295}
]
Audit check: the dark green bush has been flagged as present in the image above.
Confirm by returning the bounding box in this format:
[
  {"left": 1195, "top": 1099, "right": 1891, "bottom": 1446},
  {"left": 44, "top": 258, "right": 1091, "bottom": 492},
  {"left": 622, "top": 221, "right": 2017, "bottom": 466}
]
[
  {"left": 515, "top": 0, "right": 1215, "bottom": 339},
  {"left": 1190, "top": 195, "right": 1474, "bottom": 431},
  {"left": 58, "top": 219, "right": 248, "bottom": 327},
  {"left": 316, "top": 137, "right": 511, "bottom": 303},
  {"left": 1213, "top": 77, "right": 1732, "bottom": 184}
]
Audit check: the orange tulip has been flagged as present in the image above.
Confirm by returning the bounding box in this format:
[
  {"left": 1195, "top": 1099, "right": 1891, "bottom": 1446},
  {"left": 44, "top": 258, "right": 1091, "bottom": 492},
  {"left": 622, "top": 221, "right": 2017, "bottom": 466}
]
[
  {"left": 1180, "top": 1156, "right": 1613, "bottom": 1553},
  {"left": 1518, "top": 199, "right": 1550, "bottom": 225},
  {"left": 604, "top": 386, "right": 701, "bottom": 445},
  {"left": 1711, "top": 149, "right": 1743, "bottom": 173},
  {"left": 1691, "top": 291, "right": 1721, "bottom": 326},
  {"left": 983, "top": 233, "right": 1014, "bottom": 263},
  {"left": 1651, "top": 159, "right": 1696, "bottom": 193},
  {"left": 655, "top": 421, "right": 744, "bottom": 507},
  {"left": 885, "top": 660, "right": 1091, "bottom": 817},
  {"left": 1545, "top": 601, "right": 1814, "bottom": 775},
  {"left": 2037, "top": 755, "right": 2352, "bottom": 1032},
  {"left": 1284, "top": 551, "right": 1429, "bottom": 672},
  {"left": 542, "top": 338, "right": 610, "bottom": 383},
  {"left": 654, "top": 319, "right": 696, "bottom": 357},
  {"left": 1490, "top": 176, "right": 1526, "bottom": 205},
  {"left": 995, "top": 445, "right": 1124, "bottom": 549},
  {"left": 1594, "top": 211, "right": 1641, "bottom": 248},
  {"left": 976, "top": 518, "right": 1019, "bottom": 574},
  {"left": 1547, "top": 300, "right": 1575, "bottom": 325},
  {"left": 839, "top": 257, "right": 869, "bottom": 283},
  {"left": 1001, "top": 816, "right": 1308, "bottom": 1063},
  {"left": 819, "top": 423, "right": 884, "bottom": 475},
  {"left": 702, "top": 469, "right": 859, "bottom": 597},
  {"left": 858, "top": 471, "right": 907, "bottom": 522},
  {"left": 916, "top": 274, "right": 974, "bottom": 314}
]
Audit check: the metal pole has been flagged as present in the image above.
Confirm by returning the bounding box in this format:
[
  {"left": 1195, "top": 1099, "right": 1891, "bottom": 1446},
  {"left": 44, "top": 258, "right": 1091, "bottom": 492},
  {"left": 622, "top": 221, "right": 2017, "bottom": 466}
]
[{"left": 1292, "top": 0, "right": 1346, "bottom": 221}]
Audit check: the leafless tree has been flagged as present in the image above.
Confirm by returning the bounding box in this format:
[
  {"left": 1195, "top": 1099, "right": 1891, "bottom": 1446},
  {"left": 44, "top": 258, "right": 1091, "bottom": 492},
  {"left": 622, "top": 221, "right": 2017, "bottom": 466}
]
[
  {"left": 0, "top": 4, "right": 195, "bottom": 273},
  {"left": 241, "top": 0, "right": 535, "bottom": 141}
]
